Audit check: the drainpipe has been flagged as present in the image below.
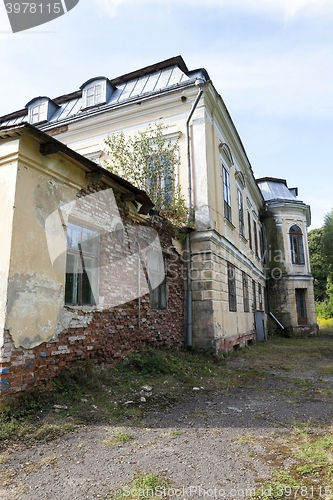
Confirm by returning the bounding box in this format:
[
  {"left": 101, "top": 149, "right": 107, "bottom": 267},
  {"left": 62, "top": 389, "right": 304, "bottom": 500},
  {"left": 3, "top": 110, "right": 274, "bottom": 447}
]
[{"left": 186, "top": 78, "right": 205, "bottom": 347}]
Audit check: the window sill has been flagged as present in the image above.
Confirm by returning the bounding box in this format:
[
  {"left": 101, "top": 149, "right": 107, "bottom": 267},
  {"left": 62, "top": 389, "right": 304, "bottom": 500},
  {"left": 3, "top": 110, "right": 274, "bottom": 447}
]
[
  {"left": 224, "top": 218, "right": 235, "bottom": 230},
  {"left": 240, "top": 234, "right": 247, "bottom": 244},
  {"left": 65, "top": 304, "right": 101, "bottom": 312}
]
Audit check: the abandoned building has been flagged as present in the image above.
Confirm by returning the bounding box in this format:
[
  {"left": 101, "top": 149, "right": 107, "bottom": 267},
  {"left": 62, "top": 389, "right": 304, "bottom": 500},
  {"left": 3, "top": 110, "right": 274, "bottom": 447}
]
[{"left": 0, "top": 56, "right": 317, "bottom": 396}]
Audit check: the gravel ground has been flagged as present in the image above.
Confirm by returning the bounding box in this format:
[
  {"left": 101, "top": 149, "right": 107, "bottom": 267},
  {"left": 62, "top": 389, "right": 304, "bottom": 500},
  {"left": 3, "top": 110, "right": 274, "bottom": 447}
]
[{"left": 0, "top": 354, "right": 332, "bottom": 500}]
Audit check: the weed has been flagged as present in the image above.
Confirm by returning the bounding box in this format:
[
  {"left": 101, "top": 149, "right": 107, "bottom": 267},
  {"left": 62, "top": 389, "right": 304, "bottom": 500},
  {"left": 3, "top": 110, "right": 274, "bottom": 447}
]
[
  {"left": 238, "top": 434, "right": 257, "bottom": 445},
  {"left": 110, "top": 472, "right": 171, "bottom": 500}
]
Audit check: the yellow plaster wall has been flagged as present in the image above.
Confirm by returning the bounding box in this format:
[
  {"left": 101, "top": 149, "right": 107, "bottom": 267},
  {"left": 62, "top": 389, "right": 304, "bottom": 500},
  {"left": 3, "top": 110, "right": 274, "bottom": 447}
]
[
  {"left": 6, "top": 135, "right": 88, "bottom": 349},
  {"left": 0, "top": 140, "right": 19, "bottom": 348}
]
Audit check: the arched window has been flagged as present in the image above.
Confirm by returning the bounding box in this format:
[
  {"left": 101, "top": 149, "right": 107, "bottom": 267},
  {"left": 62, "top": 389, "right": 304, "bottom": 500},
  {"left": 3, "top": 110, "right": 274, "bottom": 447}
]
[{"left": 289, "top": 225, "right": 305, "bottom": 264}]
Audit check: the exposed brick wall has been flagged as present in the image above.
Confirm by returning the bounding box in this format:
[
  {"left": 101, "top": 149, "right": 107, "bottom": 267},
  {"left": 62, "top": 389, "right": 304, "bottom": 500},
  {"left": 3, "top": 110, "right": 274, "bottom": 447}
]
[
  {"left": 0, "top": 264, "right": 184, "bottom": 396},
  {"left": 0, "top": 181, "right": 185, "bottom": 397}
]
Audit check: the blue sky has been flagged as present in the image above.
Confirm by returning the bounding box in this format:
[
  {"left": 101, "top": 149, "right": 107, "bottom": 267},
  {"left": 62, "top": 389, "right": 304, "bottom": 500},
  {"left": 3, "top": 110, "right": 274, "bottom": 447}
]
[{"left": 0, "top": 0, "right": 332, "bottom": 229}]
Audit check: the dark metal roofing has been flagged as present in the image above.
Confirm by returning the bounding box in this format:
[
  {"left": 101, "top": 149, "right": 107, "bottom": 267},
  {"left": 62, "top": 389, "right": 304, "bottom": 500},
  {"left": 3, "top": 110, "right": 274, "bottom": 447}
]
[
  {"left": 0, "top": 56, "right": 209, "bottom": 129},
  {"left": 256, "top": 177, "right": 299, "bottom": 202}
]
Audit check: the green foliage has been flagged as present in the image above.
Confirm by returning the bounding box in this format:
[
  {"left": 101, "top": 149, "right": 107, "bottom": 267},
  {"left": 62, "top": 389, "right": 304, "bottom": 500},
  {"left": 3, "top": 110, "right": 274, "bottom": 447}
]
[
  {"left": 322, "top": 208, "right": 333, "bottom": 275},
  {"left": 104, "top": 124, "right": 189, "bottom": 227},
  {"left": 309, "top": 215, "right": 333, "bottom": 317},
  {"left": 124, "top": 350, "right": 187, "bottom": 377},
  {"left": 308, "top": 228, "right": 327, "bottom": 302}
]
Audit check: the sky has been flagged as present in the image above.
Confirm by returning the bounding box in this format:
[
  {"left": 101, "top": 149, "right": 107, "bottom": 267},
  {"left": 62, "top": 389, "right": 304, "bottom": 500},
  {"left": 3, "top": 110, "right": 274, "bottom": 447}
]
[{"left": 0, "top": 0, "right": 332, "bottom": 229}]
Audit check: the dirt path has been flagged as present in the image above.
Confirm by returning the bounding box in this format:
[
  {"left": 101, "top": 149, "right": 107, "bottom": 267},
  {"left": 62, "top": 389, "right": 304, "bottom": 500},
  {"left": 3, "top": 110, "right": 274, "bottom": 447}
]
[{"left": 1, "top": 349, "right": 333, "bottom": 500}]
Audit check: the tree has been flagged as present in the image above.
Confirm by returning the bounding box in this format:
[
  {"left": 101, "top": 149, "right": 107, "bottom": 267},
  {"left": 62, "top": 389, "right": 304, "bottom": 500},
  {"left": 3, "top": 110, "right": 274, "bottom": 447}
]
[
  {"left": 308, "top": 228, "right": 328, "bottom": 302},
  {"left": 103, "top": 124, "right": 188, "bottom": 227},
  {"left": 322, "top": 208, "right": 333, "bottom": 278},
  {"left": 309, "top": 209, "right": 333, "bottom": 318}
]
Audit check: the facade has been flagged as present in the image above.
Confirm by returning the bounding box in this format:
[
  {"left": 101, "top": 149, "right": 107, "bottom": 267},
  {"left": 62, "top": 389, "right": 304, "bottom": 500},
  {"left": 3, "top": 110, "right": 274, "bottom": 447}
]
[
  {"left": 0, "top": 124, "right": 184, "bottom": 396},
  {"left": 0, "top": 55, "right": 317, "bottom": 393},
  {"left": 257, "top": 177, "right": 317, "bottom": 336}
]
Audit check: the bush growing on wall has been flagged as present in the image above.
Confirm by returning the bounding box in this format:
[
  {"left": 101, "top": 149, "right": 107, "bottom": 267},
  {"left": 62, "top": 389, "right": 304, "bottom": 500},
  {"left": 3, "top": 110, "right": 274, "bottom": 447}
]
[{"left": 104, "top": 124, "right": 188, "bottom": 228}]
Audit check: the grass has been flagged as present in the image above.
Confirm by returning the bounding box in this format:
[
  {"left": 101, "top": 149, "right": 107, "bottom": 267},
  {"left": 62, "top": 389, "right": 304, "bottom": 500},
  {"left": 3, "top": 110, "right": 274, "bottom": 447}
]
[
  {"left": 102, "top": 432, "right": 133, "bottom": 446},
  {"left": 317, "top": 317, "right": 333, "bottom": 330},
  {"left": 109, "top": 472, "right": 172, "bottom": 500},
  {"left": 0, "top": 337, "right": 332, "bottom": 450},
  {"left": 254, "top": 425, "right": 333, "bottom": 499}
]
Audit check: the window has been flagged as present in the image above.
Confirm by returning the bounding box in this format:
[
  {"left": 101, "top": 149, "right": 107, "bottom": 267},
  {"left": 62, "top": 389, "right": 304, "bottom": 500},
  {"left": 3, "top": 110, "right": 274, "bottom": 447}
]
[
  {"left": 259, "top": 227, "right": 264, "bottom": 260},
  {"left": 242, "top": 272, "right": 249, "bottom": 312},
  {"left": 31, "top": 103, "right": 47, "bottom": 124},
  {"left": 149, "top": 253, "right": 167, "bottom": 309},
  {"left": 146, "top": 153, "right": 174, "bottom": 209},
  {"left": 222, "top": 165, "right": 232, "bottom": 222},
  {"left": 264, "top": 286, "right": 268, "bottom": 313},
  {"left": 253, "top": 219, "right": 259, "bottom": 258},
  {"left": 289, "top": 225, "right": 305, "bottom": 264},
  {"left": 258, "top": 283, "right": 263, "bottom": 311},
  {"left": 248, "top": 212, "right": 252, "bottom": 250},
  {"left": 296, "top": 289, "right": 307, "bottom": 325},
  {"left": 86, "top": 84, "right": 103, "bottom": 108},
  {"left": 26, "top": 97, "right": 59, "bottom": 125},
  {"left": 238, "top": 188, "right": 244, "bottom": 237},
  {"left": 65, "top": 222, "right": 99, "bottom": 306},
  {"left": 252, "top": 280, "right": 256, "bottom": 310},
  {"left": 228, "top": 263, "right": 237, "bottom": 312}
]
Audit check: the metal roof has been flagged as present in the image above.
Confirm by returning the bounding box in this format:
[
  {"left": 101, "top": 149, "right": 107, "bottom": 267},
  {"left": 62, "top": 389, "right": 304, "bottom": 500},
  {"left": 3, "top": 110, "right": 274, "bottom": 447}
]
[
  {"left": 0, "top": 56, "right": 208, "bottom": 129},
  {"left": 256, "top": 177, "right": 299, "bottom": 202}
]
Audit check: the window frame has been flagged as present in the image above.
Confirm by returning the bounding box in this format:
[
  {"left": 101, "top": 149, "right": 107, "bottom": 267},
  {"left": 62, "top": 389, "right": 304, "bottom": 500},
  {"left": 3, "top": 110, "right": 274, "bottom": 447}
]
[
  {"left": 227, "top": 263, "right": 237, "bottom": 312},
  {"left": 258, "top": 283, "right": 263, "bottom": 311},
  {"left": 242, "top": 272, "right": 249, "bottom": 312},
  {"left": 222, "top": 164, "right": 232, "bottom": 222},
  {"left": 146, "top": 152, "right": 174, "bottom": 210},
  {"left": 289, "top": 225, "right": 305, "bottom": 265},
  {"left": 149, "top": 254, "right": 167, "bottom": 310},
  {"left": 252, "top": 279, "right": 256, "bottom": 311},
  {"left": 253, "top": 219, "right": 259, "bottom": 258},
  {"left": 237, "top": 188, "right": 245, "bottom": 237},
  {"left": 295, "top": 288, "right": 307, "bottom": 325},
  {"left": 31, "top": 103, "right": 47, "bottom": 124},
  {"left": 248, "top": 212, "right": 252, "bottom": 250},
  {"left": 65, "top": 221, "right": 99, "bottom": 307}
]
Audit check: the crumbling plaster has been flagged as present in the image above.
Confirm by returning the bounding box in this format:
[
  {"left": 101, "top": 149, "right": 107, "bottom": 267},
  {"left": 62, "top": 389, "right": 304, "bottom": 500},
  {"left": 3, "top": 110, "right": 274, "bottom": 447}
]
[{"left": 5, "top": 135, "right": 92, "bottom": 349}]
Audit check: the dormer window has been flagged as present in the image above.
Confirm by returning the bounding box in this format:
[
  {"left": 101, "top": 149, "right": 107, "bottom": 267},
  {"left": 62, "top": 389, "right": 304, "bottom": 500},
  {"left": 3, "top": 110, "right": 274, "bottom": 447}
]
[
  {"left": 86, "top": 84, "right": 103, "bottom": 107},
  {"left": 31, "top": 102, "right": 47, "bottom": 124},
  {"left": 80, "top": 77, "right": 115, "bottom": 110},
  {"left": 25, "top": 97, "right": 59, "bottom": 125}
]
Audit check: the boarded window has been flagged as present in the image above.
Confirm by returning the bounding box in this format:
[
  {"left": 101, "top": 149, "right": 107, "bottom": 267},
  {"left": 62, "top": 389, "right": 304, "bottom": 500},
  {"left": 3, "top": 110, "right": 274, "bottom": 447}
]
[
  {"left": 242, "top": 272, "right": 249, "bottom": 312},
  {"left": 289, "top": 225, "right": 305, "bottom": 265},
  {"left": 222, "top": 165, "right": 232, "bottom": 222},
  {"left": 228, "top": 263, "right": 237, "bottom": 311},
  {"left": 65, "top": 222, "right": 99, "bottom": 306}
]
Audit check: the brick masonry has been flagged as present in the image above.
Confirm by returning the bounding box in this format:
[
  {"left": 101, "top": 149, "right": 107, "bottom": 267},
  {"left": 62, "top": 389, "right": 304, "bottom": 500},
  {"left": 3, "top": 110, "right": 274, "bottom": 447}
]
[{"left": 0, "top": 181, "right": 185, "bottom": 397}]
